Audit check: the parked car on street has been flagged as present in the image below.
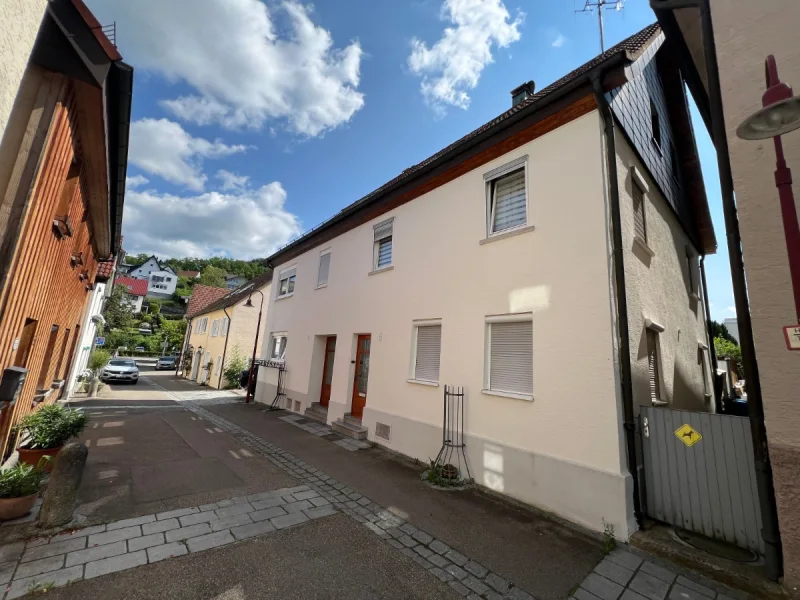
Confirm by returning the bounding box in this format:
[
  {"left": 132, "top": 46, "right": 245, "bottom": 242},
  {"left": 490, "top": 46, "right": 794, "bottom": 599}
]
[
  {"left": 101, "top": 359, "right": 139, "bottom": 384},
  {"left": 156, "top": 356, "right": 176, "bottom": 370}
]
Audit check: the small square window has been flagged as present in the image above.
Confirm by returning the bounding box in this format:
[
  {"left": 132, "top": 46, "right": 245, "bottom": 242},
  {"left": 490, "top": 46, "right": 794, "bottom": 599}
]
[
  {"left": 277, "top": 268, "right": 296, "bottom": 298},
  {"left": 487, "top": 165, "right": 527, "bottom": 235},
  {"left": 373, "top": 218, "right": 393, "bottom": 270},
  {"left": 269, "top": 333, "right": 287, "bottom": 361}
]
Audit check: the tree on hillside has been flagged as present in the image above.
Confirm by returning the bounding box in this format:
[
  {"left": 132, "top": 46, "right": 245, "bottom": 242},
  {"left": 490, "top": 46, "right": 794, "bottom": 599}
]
[
  {"left": 103, "top": 285, "right": 136, "bottom": 331},
  {"left": 199, "top": 265, "right": 227, "bottom": 288}
]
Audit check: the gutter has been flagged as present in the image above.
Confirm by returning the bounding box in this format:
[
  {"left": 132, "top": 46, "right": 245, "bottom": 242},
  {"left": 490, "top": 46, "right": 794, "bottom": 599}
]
[
  {"left": 591, "top": 75, "right": 642, "bottom": 529},
  {"left": 218, "top": 306, "right": 233, "bottom": 389},
  {"left": 651, "top": 0, "right": 782, "bottom": 580},
  {"left": 106, "top": 61, "right": 133, "bottom": 255},
  {"left": 269, "top": 52, "right": 631, "bottom": 266}
]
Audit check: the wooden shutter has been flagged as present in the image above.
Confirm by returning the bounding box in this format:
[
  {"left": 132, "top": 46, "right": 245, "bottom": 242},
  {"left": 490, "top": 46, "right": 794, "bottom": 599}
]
[
  {"left": 414, "top": 325, "right": 442, "bottom": 382},
  {"left": 492, "top": 169, "right": 526, "bottom": 233},
  {"left": 490, "top": 320, "right": 533, "bottom": 395},
  {"left": 318, "top": 252, "right": 331, "bottom": 286},
  {"left": 646, "top": 329, "right": 661, "bottom": 402},
  {"left": 633, "top": 181, "right": 646, "bottom": 240}
]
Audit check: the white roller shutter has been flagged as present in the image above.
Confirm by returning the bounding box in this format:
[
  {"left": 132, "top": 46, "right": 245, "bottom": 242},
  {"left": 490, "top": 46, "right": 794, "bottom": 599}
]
[
  {"left": 647, "top": 329, "right": 661, "bottom": 401},
  {"left": 318, "top": 252, "right": 331, "bottom": 286},
  {"left": 489, "top": 320, "right": 533, "bottom": 395},
  {"left": 492, "top": 169, "right": 527, "bottom": 233},
  {"left": 414, "top": 325, "right": 442, "bottom": 382}
]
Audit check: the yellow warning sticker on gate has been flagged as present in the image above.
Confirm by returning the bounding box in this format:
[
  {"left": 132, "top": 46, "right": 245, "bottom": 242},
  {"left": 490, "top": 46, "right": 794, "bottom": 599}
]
[{"left": 675, "top": 424, "right": 702, "bottom": 447}]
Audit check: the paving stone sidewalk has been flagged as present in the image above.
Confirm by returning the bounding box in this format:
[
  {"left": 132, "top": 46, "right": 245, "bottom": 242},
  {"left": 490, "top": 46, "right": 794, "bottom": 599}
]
[
  {"left": 574, "top": 549, "right": 745, "bottom": 600},
  {"left": 0, "top": 485, "right": 334, "bottom": 599},
  {"left": 277, "top": 414, "right": 370, "bottom": 451}
]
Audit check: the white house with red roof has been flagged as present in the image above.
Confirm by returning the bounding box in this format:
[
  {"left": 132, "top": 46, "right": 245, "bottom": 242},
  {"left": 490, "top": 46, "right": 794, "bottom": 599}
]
[{"left": 115, "top": 276, "right": 148, "bottom": 313}]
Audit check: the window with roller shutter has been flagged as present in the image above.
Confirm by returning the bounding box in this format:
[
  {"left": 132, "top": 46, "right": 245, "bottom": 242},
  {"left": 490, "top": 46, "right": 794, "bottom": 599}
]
[
  {"left": 413, "top": 324, "right": 441, "bottom": 382},
  {"left": 317, "top": 251, "right": 331, "bottom": 287},
  {"left": 486, "top": 318, "right": 533, "bottom": 396},
  {"left": 633, "top": 180, "right": 647, "bottom": 242},
  {"left": 373, "top": 218, "right": 393, "bottom": 270},
  {"left": 646, "top": 329, "right": 661, "bottom": 402},
  {"left": 488, "top": 168, "right": 527, "bottom": 234}
]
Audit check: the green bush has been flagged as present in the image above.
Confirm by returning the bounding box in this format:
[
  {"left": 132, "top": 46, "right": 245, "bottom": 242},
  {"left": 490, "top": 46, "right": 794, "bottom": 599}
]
[
  {"left": 88, "top": 349, "right": 110, "bottom": 371},
  {"left": 17, "top": 404, "right": 89, "bottom": 450},
  {"left": 714, "top": 336, "right": 743, "bottom": 376},
  {"left": 223, "top": 346, "right": 248, "bottom": 389},
  {"left": 0, "top": 462, "right": 45, "bottom": 498}
]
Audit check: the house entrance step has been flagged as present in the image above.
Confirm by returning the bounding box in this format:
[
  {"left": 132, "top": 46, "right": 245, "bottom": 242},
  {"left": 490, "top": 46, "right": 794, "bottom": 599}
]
[
  {"left": 303, "top": 403, "right": 328, "bottom": 425},
  {"left": 331, "top": 417, "right": 368, "bottom": 440},
  {"left": 343, "top": 414, "right": 362, "bottom": 427}
]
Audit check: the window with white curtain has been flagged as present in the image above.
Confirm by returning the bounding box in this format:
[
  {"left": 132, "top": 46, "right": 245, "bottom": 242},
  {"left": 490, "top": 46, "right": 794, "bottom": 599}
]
[
  {"left": 485, "top": 157, "right": 528, "bottom": 235},
  {"left": 269, "top": 333, "right": 288, "bottom": 361},
  {"left": 412, "top": 322, "right": 442, "bottom": 383},
  {"left": 318, "top": 251, "right": 331, "bottom": 287},
  {"left": 484, "top": 315, "right": 533, "bottom": 397},
  {"left": 373, "top": 218, "right": 393, "bottom": 270}
]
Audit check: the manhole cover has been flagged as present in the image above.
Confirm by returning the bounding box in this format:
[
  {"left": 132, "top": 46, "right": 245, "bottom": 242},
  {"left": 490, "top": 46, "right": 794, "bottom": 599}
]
[{"left": 674, "top": 528, "right": 758, "bottom": 562}]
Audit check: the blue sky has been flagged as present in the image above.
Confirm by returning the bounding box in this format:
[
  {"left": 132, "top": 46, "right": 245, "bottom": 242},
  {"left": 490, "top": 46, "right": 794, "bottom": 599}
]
[{"left": 86, "top": 0, "right": 735, "bottom": 321}]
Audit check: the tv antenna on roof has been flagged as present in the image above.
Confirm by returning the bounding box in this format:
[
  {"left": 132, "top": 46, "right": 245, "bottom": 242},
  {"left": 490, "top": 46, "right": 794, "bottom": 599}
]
[{"left": 576, "top": 0, "right": 624, "bottom": 53}]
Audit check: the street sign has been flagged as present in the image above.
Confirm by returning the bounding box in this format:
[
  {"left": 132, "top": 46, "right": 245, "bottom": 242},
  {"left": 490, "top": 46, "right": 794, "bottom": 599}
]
[
  {"left": 674, "top": 424, "right": 702, "bottom": 447},
  {"left": 783, "top": 325, "right": 800, "bottom": 351},
  {"left": 95, "top": 337, "right": 105, "bottom": 347}
]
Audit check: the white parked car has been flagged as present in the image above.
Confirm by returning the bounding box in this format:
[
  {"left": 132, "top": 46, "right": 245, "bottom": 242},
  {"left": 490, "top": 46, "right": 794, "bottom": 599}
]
[{"left": 101, "top": 359, "right": 139, "bottom": 384}]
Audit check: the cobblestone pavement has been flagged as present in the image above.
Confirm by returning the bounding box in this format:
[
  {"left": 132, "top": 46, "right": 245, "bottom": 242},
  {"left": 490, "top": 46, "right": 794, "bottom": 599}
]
[
  {"left": 0, "top": 485, "right": 333, "bottom": 599},
  {"left": 278, "top": 414, "right": 371, "bottom": 451}
]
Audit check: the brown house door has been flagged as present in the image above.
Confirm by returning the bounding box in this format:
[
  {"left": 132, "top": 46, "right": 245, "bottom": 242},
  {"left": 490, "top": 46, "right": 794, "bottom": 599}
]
[
  {"left": 350, "top": 335, "right": 371, "bottom": 419},
  {"left": 319, "top": 336, "right": 336, "bottom": 406}
]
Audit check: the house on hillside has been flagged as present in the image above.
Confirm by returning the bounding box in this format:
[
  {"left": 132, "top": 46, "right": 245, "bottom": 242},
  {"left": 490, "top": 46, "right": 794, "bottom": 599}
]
[
  {"left": 115, "top": 276, "right": 148, "bottom": 313},
  {"left": 125, "top": 255, "right": 178, "bottom": 298},
  {"left": 257, "top": 24, "right": 716, "bottom": 540},
  {"left": 184, "top": 272, "right": 272, "bottom": 388},
  {"left": 178, "top": 270, "right": 201, "bottom": 280},
  {"left": 0, "top": 0, "right": 132, "bottom": 454},
  {"left": 225, "top": 274, "right": 248, "bottom": 290}
]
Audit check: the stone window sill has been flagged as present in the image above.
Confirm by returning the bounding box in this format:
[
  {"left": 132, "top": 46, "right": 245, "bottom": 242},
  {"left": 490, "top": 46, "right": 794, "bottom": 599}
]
[
  {"left": 407, "top": 379, "right": 439, "bottom": 387},
  {"left": 481, "top": 389, "right": 533, "bottom": 402},
  {"left": 369, "top": 265, "right": 394, "bottom": 276},
  {"left": 633, "top": 235, "right": 655, "bottom": 258},
  {"left": 480, "top": 225, "right": 535, "bottom": 246},
  {"left": 315, "top": 284, "right": 328, "bottom": 290},
  {"left": 276, "top": 293, "right": 294, "bottom": 301}
]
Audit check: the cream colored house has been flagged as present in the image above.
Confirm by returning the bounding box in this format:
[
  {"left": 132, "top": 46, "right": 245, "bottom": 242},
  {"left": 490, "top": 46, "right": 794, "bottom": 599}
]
[
  {"left": 256, "top": 24, "right": 716, "bottom": 539},
  {"left": 185, "top": 272, "right": 271, "bottom": 389},
  {"left": 653, "top": 0, "right": 799, "bottom": 588}
]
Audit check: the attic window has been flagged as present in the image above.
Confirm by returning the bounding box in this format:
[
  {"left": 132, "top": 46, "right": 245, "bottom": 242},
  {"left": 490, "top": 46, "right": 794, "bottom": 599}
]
[{"left": 650, "top": 100, "right": 662, "bottom": 152}]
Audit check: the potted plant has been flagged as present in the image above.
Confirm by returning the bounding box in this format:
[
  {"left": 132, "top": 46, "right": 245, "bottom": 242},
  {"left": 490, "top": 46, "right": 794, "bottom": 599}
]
[
  {"left": 16, "top": 404, "right": 88, "bottom": 472},
  {"left": 0, "top": 462, "right": 46, "bottom": 520}
]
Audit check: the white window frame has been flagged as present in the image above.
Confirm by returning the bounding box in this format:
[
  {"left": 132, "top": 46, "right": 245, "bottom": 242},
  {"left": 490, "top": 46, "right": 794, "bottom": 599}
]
[
  {"left": 277, "top": 266, "right": 296, "bottom": 299},
  {"left": 646, "top": 322, "right": 667, "bottom": 406},
  {"left": 482, "top": 313, "right": 533, "bottom": 401},
  {"left": 372, "top": 217, "right": 394, "bottom": 272},
  {"left": 408, "top": 319, "right": 442, "bottom": 386},
  {"left": 269, "top": 332, "right": 288, "bottom": 362},
  {"left": 485, "top": 156, "right": 529, "bottom": 237},
  {"left": 317, "top": 249, "right": 331, "bottom": 288}
]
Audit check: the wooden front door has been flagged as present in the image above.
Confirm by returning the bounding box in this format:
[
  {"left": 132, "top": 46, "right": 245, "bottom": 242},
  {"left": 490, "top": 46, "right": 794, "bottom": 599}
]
[
  {"left": 350, "top": 335, "right": 371, "bottom": 419},
  {"left": 319, "top": 336, "right": 336, "bottom": 406}
]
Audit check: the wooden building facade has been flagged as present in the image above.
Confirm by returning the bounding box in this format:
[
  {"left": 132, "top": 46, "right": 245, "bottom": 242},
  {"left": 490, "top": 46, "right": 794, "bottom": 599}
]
[{"left": 0, "top": 0, "right": 132, "bottom": 455}]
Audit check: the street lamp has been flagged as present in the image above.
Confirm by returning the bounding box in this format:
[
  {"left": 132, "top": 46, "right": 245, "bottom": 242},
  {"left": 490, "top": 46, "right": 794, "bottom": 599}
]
[
  {"left": 737, "top": 55, "right": 800, "bottom": 324},
  {"left": 243, "top": 289, "right": 264, "bottom": 404}
]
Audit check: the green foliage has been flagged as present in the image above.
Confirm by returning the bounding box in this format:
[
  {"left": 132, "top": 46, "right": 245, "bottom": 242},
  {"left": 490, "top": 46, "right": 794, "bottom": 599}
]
[
  {"left": 0, "top": 462, "right": 45, "bottom": 498},
  {"left": 17, "top": 405, "right": 89, "bottom": 450},
  {"left": 710, "top": 320, "right": 737, "bottom": 344},
  {"left": 199, "top": 265, "right": 227, "bottom": 288},
  {"left": 223, "top": 346, "right": 248, "bottom": 389},
  {"left": 103, "top": 285, "right": 136, "bottom": 331},
  {"left": 714, "top": 336, "right": 743, "bottom": 376},
  {"left": 88, "top": 349, "right": 110, "bottom": 371},
  {"left": 602, "top": 519, "right": 616, "bottom": 554},
  {"left": 422, "top": 460, "right": 462, "bottom": 487}
]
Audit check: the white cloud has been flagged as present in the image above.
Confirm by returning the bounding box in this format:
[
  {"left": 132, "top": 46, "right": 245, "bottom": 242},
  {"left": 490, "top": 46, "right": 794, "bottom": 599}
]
[
  {"left": 408, "top": 0, "right": 523, "bottom": 112},
  {"left": 128, "top": 118, "right": 249, "bottom": 191},
  {"left": 122, "top": 182, "right": 302, "bottom": 259},
  {"left": 91, "top": 0, "right": 364, "bottom": 136},
  {"left": 551, "top": 33, "right": 566, "bottom": 48},
  {"left": 216, "top": 170, "right": 250, "bottom": 191},
  {"left": 125, "top": 175, "right": 149, "bottom": 189},
  {"left": 725, "top": 305, "right": 737, "bottom": 315}
]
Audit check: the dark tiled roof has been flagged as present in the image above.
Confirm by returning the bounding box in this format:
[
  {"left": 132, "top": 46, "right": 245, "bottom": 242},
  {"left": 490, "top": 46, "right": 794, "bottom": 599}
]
[
  {"left": 269, "top": 23, "right": 662, "bottom": 262},
  {"left": 186, "top": 285, "right": 230, "bottom": 319},
  {"left": 95, "top": 257, "right": 116, "bottom": 281},
  {"left": 115, "top": 276, "right": 148, "bottom": 297},
  {"left": 193, "top": 270, "right": 273, "bottom": 318}
]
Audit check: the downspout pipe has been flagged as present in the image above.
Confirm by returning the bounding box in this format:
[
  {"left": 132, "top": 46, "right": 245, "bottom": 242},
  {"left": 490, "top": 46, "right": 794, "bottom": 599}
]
[
  {"left": 592, "top": 74, "right": 643, "bottom": 529},
  {"left": 699, "top": 257, "right": 719, "bottom": 409},
  {"left": 696, "top": 0, "right": 782, "bottom": 580},
  {"left": 218, "top": 306, "right": 232, "bottom": 389}
]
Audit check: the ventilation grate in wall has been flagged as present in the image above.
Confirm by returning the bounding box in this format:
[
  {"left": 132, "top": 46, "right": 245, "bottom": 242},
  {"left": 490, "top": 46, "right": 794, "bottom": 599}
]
[
  {"left": 375, "top": 422, "right": 391, "bottom": 441},
  {"left": 294, "top": 401, "right": 301, "bottom": 413}
]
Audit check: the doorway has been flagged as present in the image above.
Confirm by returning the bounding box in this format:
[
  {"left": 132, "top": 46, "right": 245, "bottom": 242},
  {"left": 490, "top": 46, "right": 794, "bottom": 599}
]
[
  {"left": 350, "top": 335, "right": 371, "bottom": 419},
  {"left": 191, "top": 350, "right": 201, "bottom": 380},
  {"left": 319, "top": 336, "right": 336, "bottom": 406}
]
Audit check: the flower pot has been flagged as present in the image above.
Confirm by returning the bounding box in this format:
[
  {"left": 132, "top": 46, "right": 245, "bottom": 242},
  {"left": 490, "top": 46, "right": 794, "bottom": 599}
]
[
  {"left": 0, "top": 493, "right": 37, "bottom": 521},
  {"left": 17, "top": 446, "right": 61, "bottom": 473}
]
